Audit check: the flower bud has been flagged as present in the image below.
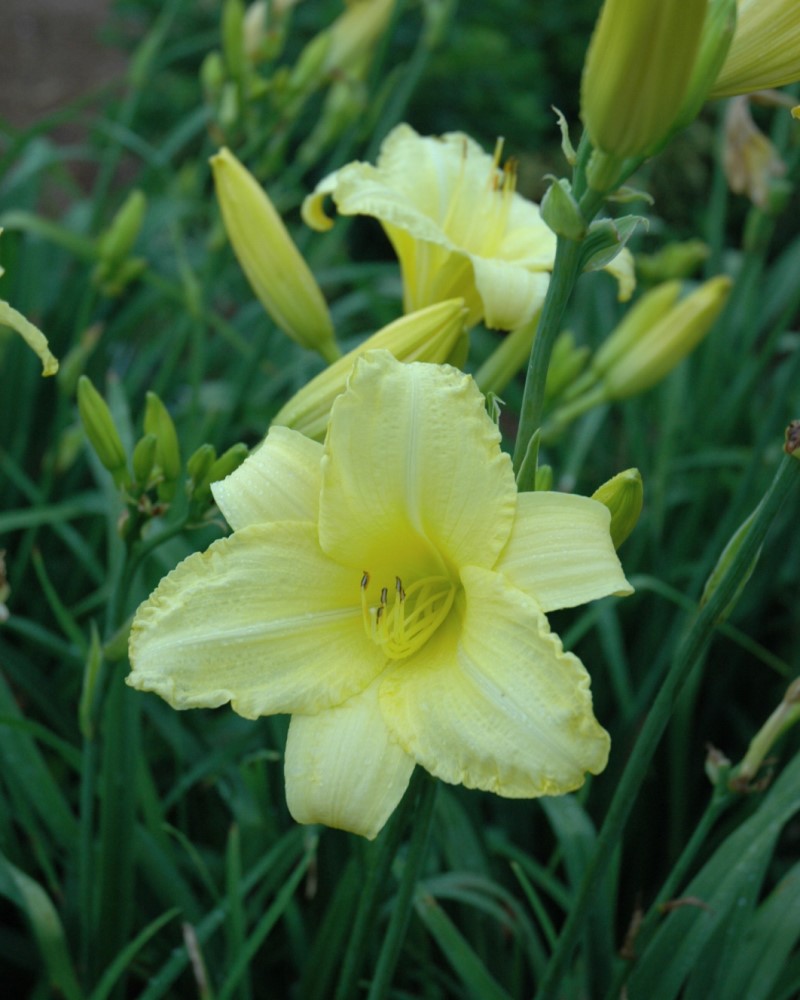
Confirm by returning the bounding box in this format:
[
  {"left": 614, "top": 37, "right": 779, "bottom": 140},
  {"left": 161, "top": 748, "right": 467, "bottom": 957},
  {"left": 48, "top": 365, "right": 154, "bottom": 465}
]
[
  {"left": 636, "top": 240, "right": 709, "bottom": 284},
  {"left": 132, "top": 433, "right": 158, "bottom": 488},
  {"left": 186, "top": 443, "right": 217, "bottom": 490},
  {"left": 77, "top": 376, "right": 129, "bottom": 485},
  {"left": 97, "top": 190, "right": 146, "bottom": 267},
  {"left": 210, "top": 147, "right": 339, "bottom": 362},
  {"left": 272, "top": 299, "right": 467, "bottom": 440},
  {"left": 540, "top": 178, "right": 586, "bottom": 241},
  {"left": 710, "top": 0, "right": 800, "bottom": 99},
  {"left": 732, "top": 678, "right": 800, "bottom": 790},
  {"left": 592, "top": 468, "right": 643, "bottom": 549},
  {"left": 202, "top": 443, "right": 249, "bottom": 502},
  {"left": 144, "top": 392, "right": 182, "bottom": 499},
  {"left": 581, "top": 0, "right": 707, "bottom": 181},
  {"left": 323, "top": 0, "right": 395, "bottom": 78},
  {"left": 597, "top": 276, "right": 731, "bottom": 400}
]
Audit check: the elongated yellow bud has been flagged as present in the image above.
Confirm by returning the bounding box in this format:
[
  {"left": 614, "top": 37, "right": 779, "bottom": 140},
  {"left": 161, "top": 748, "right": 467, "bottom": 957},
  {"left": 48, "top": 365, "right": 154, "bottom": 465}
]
[
  {"left": 711, "top": 0, "right": 800, "bottom": 98},
  {"left": 210, "top": 148, "right": 339, "bottom": 362},
  {"left": 598, "top": 276, "right": 731, "bottom": 399},
  {"left": 0, "top": 300, "right": 59, "bottom": 377},
  {"left": 581, "top": 0, "right": 707, "bottom": 176},
  {"left": 592, "top": 469, "right": 643, "bottom": 549},
  {"left": 272, "top": 299, "right": 467, "bottom": 440}
]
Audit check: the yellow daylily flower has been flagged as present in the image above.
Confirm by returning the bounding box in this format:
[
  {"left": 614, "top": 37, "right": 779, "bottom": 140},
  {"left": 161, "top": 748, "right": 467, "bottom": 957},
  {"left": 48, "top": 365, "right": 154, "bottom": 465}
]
[
  {"left": 128, "top": 351, "right": 631, "bottom": 840},
  {"left": 711, "top": 0, "right": 800, "bottom": 98},
  {"left": 302, "top": 124, "right": 633, "bottom": 332}
]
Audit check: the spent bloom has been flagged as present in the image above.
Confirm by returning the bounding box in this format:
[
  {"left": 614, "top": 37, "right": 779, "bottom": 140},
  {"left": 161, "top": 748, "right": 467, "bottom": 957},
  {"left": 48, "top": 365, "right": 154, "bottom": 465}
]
[
  {"left": 128, "top": 351, "right": 631, "bottom": 839},
  {"left": 303, "top": 124, "right": 633, "bottom": 332}
]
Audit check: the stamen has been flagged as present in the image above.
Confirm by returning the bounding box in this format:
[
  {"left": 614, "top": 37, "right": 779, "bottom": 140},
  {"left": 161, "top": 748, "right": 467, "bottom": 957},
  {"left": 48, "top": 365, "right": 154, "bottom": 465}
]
[{"left": 358, "top": 570, "right": 455, "bottom": 660}]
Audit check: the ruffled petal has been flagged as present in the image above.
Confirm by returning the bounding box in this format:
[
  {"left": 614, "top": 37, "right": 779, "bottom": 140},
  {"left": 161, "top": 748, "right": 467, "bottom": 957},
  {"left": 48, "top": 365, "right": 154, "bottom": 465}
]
[
  {"left": 285, "top": 676, "right": 415, "bottom": 840},
  {"left": 379, "top": 566, "right": 610, "bottom": 797},
  {"left": 319, "top": 351, "right": 516, "bottom": 582},
  {"left": 127, "top": 522, "right": 386, "bottom": 718},
  {"left": 212, "top": 426, "right": 323, "bottom": 530},
  {"left": 495, "top": 492, "right": 632, "bottom": 612}
]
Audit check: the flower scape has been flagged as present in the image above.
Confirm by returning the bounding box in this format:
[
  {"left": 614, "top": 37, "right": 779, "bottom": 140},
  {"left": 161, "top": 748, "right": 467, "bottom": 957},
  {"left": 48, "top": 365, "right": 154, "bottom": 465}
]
[{"left": 128, "top": 351, "right": 631, "bottom": 839}]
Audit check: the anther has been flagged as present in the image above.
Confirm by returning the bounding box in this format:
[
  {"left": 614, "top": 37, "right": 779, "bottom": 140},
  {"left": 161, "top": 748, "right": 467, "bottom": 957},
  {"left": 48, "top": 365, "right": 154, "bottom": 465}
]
[
  {"left": 395, "top": 577, "right": 405, "bottom": 602},
  {"left": 361, "top": 571, "right": 369, "bottom": 589}
]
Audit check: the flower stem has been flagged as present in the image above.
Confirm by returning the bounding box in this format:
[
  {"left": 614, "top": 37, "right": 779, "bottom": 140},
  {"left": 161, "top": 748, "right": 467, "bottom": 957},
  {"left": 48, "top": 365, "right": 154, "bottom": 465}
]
[
  {"left": 367, "top": 771, "right": 438, "bottom": 999},
  {"left": 334, "top": 768, "right": 435, "bottom": 1000},
  {"left": 512, "top": 237, "right": 583, "bottom": 478},
  {"left": 535, "top": 447, "right": 800, "bottom": 999}
]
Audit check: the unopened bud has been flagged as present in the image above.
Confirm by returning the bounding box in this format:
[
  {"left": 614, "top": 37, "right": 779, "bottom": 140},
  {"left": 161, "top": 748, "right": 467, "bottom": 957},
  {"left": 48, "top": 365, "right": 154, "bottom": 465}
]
[
  {"left": 636, "top": 240, "right": 709, "bottom": 284},
  {"left": 186, "top": 443, "right": 217, "bottom": 490},
  {"left": 540, "top": 178, "right": 586, "bottom": 241},
  {"left": 211, "top": 147, "right": 339, "bottom": 362},
  {"left": 207, "top": 443, "right": 249, "bottom": 489},
  {"left": 323, "top": 0, "right": 395, "bottom": 78},
  {"left": 144, "top": 392, "right": 182, "bottom": 498},
  {"left": 77, "top": 376, "right": 129, "bottom": 485},
  {"left": 132, "top": 433, "right": 158, "bottom": 488},
  {"left": 272, "top": 299, "right": 467, "bottom": 440},
  {"left": 581, "top": 0, "right": 707, "bottom": 177},
  {"left": 97, "top": 190, "right": 146, "bottom": 267},
  {"left": 592, "top": 468, "right": 643, "bottom": 549},
  {"left": 598, "top": 276, "right": 731, "bottom": 400},
  {"left": 534, "top": 464, "right": 553, "bottom": 492},
  {"left": 222, "top": 0, "right": 246, "bottom": 79}
]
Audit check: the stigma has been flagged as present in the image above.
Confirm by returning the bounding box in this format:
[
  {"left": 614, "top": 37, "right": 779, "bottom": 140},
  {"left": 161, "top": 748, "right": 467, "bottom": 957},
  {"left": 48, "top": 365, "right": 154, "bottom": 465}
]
[{"left": 360, "top": 571, "right": 455, "bottom": 660}]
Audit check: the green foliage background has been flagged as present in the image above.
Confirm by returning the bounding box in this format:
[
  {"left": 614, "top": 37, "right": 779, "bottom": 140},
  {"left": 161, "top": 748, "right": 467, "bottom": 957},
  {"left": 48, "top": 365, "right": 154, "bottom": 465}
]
[{"left": 1, "top": 1, "right": 799, "bottom": 997}]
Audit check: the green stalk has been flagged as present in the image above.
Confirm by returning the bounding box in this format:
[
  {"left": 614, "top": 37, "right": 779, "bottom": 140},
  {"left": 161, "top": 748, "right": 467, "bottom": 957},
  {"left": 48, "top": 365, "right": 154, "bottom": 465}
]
[
  {"left": 334, "top": 767, "right": 431, "bottom": 1000},
  {"left": 366, "top": 772, "right": 438, "bottom": 999},
  {"left": 535, "top": 447, "right": 800, "bottom": 1000},
  {"left": 512, "top": 237, "right": 582, "bottom": 476}
]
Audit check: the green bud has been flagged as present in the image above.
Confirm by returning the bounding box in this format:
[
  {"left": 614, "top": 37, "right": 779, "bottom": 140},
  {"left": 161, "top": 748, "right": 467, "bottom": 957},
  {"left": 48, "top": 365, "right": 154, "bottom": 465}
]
[
  {"left": 592, "top": 468, "right": 643, "bottom": 549},
  {"left": 0, "top": 298, "right": 58, "bottom": 377},
  {"left": 287, "top": 31, "right": 332, "bottom": 95},
  {"left": 545, "top": 331, "right": 590, "bottom": 403},
  {"left": 208, "top": 442, "right": 249, "bottom": 485},
  {"left": 77, "top": 376, "right": 129, "bottom": 485},
  {"left": 144, "top": 392, "right": 182, "bottom": 498},
  {"left": 636, "top": 240, "right": 709, "bottom": 284},
  {"left": 580, "top": 216, "right": 646, "bottom": 276},
  {"left": 97, "top": 190, "right": 147, "bottom": 267},
  {"left": 540, "top": 178, "right": 586, "bottom": 241},
  {"left": 222, "top": 0, "right": 246, "bottom": 80},
  {"left": 186, "top": 443, "right": 217, "bottom": 488},
  {"left": 132, "top": 433, "right": 158, "bottom": 488},
  {"left": 200, "top": 50, "right": 226, "bottom": 98}
]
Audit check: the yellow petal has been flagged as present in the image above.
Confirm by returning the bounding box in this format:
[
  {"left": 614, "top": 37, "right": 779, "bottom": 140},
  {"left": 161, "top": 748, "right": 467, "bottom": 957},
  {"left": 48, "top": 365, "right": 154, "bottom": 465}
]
[
  {"left": 380, "top": 566, "right": 610, "bottom": 796},
  {"left": 495, "top": 492, "right": 633, "bottom": 612},
  {"left": 127, "top": 522, "right": 386, "bottom": 718},
  {"left": 319, "top": 351, "right": 516, "bottom": 581},
  {"left": 285, "top": 676, "right": 415, "bottom": 840},
  {"left": 471, "top": 258, "right": 551, "bottom": 331},
  {"left": 0, "top": 300, "right": 59, "bottom": 376},
  {"left": 212, "top": 426, "right": 323, "bottom": 530},
  {"left": 711, "top": 0, "right": 800, "bottom": 98}
]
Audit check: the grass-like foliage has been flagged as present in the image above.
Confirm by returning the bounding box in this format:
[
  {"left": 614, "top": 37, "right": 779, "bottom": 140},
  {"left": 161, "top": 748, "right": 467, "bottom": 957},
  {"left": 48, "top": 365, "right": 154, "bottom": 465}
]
[{"left": 1, "top": 1, "right": 799, "bottom": 997}]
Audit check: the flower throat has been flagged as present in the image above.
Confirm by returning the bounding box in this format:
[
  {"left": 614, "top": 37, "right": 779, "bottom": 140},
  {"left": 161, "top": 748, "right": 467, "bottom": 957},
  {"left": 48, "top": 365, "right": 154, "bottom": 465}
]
[{"left": 360, "top": 571, "right": 455, "bottom": 660}]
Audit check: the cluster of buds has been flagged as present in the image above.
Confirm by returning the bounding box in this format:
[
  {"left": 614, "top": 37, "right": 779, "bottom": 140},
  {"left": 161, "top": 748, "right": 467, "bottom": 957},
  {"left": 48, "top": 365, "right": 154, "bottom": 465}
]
[
  {"left": 76, "top": 376, "right": 247, "bottom": 538},
  {"left": 201, "top": 0, "right": 394, "bottom": 163},
  {"left": 545, "top": 277, "right": 731, "bottom": 435}
]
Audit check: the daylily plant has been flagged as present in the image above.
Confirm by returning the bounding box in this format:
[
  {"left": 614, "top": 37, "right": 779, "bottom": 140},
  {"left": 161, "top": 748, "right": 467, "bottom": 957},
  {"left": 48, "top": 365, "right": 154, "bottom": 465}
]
[
  {"left": 128, "top": 352, "right": 631, "bottom": 839},
  {"left": 302, "top": 124, "right": 633, "bottom": 332}
]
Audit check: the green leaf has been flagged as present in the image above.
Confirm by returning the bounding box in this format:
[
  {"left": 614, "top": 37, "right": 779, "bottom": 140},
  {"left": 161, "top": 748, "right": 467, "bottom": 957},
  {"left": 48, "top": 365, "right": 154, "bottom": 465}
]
[{"left": 0, "top": 851, "right": 83, "bottom": 1000}]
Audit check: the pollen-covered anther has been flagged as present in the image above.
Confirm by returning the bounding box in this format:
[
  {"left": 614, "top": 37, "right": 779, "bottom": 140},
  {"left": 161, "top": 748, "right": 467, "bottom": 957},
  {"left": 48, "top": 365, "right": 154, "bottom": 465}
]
[{"left": 360, "top": 571, "right": 455, "bottom": 660}]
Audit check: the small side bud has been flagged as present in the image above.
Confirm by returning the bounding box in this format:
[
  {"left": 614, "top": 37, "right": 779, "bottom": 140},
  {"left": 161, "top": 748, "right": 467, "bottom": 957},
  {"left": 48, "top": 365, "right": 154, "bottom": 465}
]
[
  {"left": 144, "top": 392, "right": 182, "bottom": 499},
  {"left": 534, "top": 464, "right": 553, "bottom": 492},
  {"left": 77, "top": 376, "right": 129, "bottom": 486},
  {"left": 592, "top": 468, "right": 643, "bottom": 549},
  {"left": 186, "top": 443, "right": 217, "bottom": 492},
  {"left": 97, "top": 190, "right": 147, "bottom": 267},
  {"left": 132, "top": 433, "right": 158, "bottom": 489},
  {"left": 207, "top": 443, "right": 249, "bottom": 489},
  {"left": 540, "top": 178, "right": 586, "bottom": 241}
]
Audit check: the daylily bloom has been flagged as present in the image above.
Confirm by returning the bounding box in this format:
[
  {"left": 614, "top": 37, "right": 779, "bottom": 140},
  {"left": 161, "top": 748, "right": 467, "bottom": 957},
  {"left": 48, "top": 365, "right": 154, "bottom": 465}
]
[
  {"left": 302, "top": 124, "right": 633, "bottom": 332},
  {"left": 710, "top": 0, "right": 800, "bottom": 98},
  {"left": 128, "top": 351, "right": 631, "bottom": 839}
]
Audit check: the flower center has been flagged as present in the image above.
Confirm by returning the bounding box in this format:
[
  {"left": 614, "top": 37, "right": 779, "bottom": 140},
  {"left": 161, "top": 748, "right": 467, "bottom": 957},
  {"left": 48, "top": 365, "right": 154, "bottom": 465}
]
[{"left": 360, "top": 571, "right": 455, "bottom": 660}]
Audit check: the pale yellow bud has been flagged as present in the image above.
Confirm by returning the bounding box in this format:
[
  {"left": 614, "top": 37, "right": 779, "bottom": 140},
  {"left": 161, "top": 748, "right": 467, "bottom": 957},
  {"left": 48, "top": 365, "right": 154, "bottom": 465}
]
[
  {"left": 581, "top": 0, "right": 707, "bottom": 163},
  {"left": 0, "top": 299, "right": 58, "bottom": 377},
  {"left": 324, "top": 0, "right": 395, "bottom": 77},
  {"left": 272, "top": 299, "right": 467, "bottom": 440},
  {"left": 210, "top": 148, "right": 339, "bottom": 362},
  {"left": 598, "top": 277, "right": 731, "bottom": 400},
  {"left": 711, "top": 0, "right": 800, "bottom": 98}
]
